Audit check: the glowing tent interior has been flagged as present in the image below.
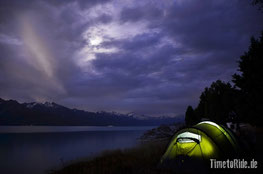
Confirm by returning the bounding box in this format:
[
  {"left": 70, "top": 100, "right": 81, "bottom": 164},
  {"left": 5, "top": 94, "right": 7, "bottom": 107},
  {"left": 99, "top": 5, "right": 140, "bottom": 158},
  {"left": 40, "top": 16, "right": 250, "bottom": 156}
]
[{"left": 160, "top": 121, "right": 240, "bottom": 169}]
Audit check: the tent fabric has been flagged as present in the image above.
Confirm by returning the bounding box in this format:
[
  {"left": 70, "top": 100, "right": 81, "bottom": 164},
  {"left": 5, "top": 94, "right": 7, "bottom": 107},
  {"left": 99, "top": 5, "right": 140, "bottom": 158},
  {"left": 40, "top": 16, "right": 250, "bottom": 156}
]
[{"left": 160, "top": 121, "right": 240, "bottom": 165}]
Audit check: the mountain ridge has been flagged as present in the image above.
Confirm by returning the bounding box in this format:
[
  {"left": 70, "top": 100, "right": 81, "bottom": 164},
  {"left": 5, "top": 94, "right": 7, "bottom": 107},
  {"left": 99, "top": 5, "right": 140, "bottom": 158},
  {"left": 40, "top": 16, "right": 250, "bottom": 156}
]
[{"left": 0, "top": 98, "right": 183, "bottom": 126}]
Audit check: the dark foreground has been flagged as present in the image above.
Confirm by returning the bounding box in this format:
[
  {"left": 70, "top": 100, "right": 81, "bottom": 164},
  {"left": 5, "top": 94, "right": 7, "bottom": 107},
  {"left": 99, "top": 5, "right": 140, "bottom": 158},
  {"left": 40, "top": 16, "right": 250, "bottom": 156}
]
[
  {"left": 51, "top": 141, "right": 171, "bottom": 174},
  {"left": 51, "top": 125, "right": 263, "bottom": 174}
]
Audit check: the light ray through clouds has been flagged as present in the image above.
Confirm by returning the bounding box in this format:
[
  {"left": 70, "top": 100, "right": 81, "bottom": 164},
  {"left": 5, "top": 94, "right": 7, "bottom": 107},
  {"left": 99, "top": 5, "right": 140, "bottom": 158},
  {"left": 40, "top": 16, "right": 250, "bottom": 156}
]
[
  {"left": 21, "top": 14, "right": 54, "bottom": 77},
  {"left": 18, "top": 13, "right": 66, "bottom": 98},
  {"left": 0, "top": 0, "right": 263, "bottom": 116}
]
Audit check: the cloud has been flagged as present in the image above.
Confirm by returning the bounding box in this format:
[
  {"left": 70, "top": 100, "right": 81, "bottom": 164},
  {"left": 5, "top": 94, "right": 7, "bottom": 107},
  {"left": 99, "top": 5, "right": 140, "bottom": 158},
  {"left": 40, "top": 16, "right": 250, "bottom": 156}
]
[{"left": 0, "top": 0, "right": 263, "bottom": 116}]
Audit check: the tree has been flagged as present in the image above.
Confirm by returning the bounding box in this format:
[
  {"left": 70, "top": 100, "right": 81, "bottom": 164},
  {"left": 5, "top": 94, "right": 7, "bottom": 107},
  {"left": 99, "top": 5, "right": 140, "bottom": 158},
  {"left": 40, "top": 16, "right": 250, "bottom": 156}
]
[
  {"left": 185, "top": 105, "right": 198, "bottom": 126},
  {"left": 194, "top": 80, "right": 238, "bottom": 124},
  {"left": 232, "top": 33, "right": 263, "bottom": 125},
  {"left": 252, "top": 0, "right": 263, "bottom": 11}
]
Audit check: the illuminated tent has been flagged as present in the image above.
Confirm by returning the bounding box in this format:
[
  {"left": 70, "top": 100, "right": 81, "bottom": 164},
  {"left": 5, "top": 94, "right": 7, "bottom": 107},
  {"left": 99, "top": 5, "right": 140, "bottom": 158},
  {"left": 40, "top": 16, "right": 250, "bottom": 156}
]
[{"left": 160, "top": 121, "right": 240, "bottom": 169}]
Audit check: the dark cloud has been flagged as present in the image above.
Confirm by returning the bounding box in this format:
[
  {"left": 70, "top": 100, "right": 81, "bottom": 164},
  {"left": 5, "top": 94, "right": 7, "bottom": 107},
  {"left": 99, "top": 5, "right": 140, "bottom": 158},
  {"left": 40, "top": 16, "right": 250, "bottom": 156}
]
[
  {"left": 44, "top": 0, "right": 111, "bottom": 9},
  {"left": 96, "top": 14, "right": 113, "bottom": 24},
  {"left": 120, "top": 6, "right": 163, "bottom": 23},
  {"left": 0, "top": 0, "right": 263, "bottom": 116},
  {"left": 111, "top": 32, "right": 162, "bottom": 51}
]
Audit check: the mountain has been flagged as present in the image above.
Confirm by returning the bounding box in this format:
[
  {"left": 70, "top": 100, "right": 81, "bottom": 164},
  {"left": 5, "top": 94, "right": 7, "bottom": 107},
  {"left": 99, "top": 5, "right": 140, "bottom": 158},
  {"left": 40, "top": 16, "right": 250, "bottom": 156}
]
[{"left": 0, "top": 98, "right": 183, "bottom": 126}]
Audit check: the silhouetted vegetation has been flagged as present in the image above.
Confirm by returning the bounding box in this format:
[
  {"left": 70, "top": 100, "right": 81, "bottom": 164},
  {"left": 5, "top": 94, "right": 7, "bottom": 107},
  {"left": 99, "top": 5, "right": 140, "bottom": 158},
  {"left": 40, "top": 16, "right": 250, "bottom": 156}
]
[
  {"left": 252, "top": 0, "right": 263, "bottom": 11},
  {"left": 185, "top": 105, "right": 198, "bottom": 126},
  {"left": 185, "top": 32, "right": 263, "bottom": 126},
  {"left": 195, "top": 80, "right": 238, "bottom": 124},
  {"left": 184, "top": 80, "right": 239, "bottom": 125},
  {"left": 233, "top": 33, "right": 263, "bottom": 125},
  {"left": 51, "top": 141, "right": 171, "bottom": 174}
]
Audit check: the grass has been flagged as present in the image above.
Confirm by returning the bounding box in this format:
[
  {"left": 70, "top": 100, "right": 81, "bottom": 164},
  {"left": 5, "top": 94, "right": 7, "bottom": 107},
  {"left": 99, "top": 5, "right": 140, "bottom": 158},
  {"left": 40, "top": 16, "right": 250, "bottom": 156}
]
[
  {"left": 51, "top": 140, "right": 172, "bottom": 174},
  {"left": 51, "top": 125, "right": 263, "bottom": 174}
]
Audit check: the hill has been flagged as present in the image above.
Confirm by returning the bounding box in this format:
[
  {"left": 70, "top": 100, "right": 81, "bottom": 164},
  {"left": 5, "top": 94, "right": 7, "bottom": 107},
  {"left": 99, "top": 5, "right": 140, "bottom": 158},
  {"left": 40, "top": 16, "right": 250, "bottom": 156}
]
[{"left": 0, "top": 98, "right": 182, "bottom": 126}]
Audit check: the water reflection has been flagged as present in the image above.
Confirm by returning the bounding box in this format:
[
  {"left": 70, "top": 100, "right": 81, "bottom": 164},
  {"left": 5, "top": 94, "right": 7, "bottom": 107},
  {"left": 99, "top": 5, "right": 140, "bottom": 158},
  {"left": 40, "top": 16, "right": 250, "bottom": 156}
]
[{"left": 0, "top": 129, "right": 148, "bottom": 174}]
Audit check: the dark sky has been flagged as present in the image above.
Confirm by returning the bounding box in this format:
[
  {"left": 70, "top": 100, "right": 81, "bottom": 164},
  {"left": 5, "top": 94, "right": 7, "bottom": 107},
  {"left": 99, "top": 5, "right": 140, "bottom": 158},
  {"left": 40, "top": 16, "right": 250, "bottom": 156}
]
[{"left": 0, "top": 0, "right": 263, "bottom": 116}]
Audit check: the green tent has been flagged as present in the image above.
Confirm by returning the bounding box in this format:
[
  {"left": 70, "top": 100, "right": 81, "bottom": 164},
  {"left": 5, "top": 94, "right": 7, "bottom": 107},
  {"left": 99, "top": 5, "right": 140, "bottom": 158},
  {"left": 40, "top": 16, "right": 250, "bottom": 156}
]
[{"left": 160, "top": 121, "right": 240, "bottom": 168}]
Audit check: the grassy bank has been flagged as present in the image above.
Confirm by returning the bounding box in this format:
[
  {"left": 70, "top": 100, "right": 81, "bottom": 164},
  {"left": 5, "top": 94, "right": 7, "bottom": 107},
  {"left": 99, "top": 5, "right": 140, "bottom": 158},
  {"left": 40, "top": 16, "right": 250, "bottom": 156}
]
[
  {"left": 51, "top": 140, "right": 171, "bottom": 174},
  {"left": 51, "top": 125, "right": 263, "bottom": 174}
]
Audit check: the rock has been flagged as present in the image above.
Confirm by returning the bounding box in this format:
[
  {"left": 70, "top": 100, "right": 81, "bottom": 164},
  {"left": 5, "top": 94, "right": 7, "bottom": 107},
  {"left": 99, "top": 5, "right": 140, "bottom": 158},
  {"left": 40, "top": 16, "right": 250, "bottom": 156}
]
[{"left": 139, "top": 123, "right": 184, "bottom": 142}]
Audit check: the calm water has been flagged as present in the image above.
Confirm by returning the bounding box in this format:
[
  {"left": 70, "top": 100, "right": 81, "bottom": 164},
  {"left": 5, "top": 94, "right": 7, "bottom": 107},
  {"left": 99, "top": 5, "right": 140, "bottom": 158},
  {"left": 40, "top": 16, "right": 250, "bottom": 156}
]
[{"left": 0, "top": 126, "right": 153, "bottom": 174}]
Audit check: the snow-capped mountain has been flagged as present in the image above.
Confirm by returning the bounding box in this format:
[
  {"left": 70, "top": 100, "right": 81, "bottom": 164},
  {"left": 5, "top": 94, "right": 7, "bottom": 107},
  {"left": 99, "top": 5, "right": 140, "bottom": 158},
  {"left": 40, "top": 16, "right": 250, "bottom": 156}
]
[
  {"left": 127, "top": 112, "right": 149, "bottom": 120},
  {"left": 0, "top": 98, "right": 182, "bottom": 126},
  {"left": 25, "top": 102, "right": 60, "bottom": 109}
]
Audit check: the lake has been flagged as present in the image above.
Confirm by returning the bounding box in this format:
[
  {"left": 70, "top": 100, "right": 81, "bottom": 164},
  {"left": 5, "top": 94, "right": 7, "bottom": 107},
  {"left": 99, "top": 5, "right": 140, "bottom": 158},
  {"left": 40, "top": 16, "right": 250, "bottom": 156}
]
[{"left": 0, "top": 126, "right": 154, "bottom": 174}]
